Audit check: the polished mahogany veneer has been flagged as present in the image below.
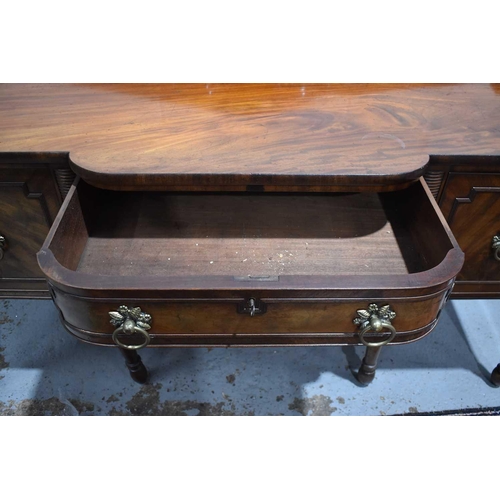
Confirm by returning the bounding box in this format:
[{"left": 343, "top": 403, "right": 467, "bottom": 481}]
[{"left": 1, "top": 84, "right": 500, "bottom": 190}]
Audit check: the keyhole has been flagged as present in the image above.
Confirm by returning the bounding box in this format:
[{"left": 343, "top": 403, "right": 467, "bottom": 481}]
[{"left": 249, "top": 298, "right": 256, "bottom": 316}]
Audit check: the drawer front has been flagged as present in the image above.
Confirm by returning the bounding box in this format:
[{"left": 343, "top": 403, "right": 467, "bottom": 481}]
[
  {"left": 439, "top": 173, "right": 500, "bottom": 285},
  {"left": 51, "top": 285, "right": 450, "bottom": 347},
  {"left": 0, "top": 165, "right": 61, "bottom": 296}
]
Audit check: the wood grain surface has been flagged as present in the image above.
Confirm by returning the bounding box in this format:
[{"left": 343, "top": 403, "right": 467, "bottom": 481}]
[
  {"left": 76, "top": 189, "right": 423, "bottom": 278},
  {"left": 2, "top": 84, "right": 500, "bottom": 190}
]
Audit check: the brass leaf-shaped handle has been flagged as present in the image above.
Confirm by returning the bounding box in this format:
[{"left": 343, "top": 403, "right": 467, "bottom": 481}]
[
  {"left": 354, "top": 303, "right": 397, "bottom": 347},
  {"left": 109, "top": 306, "right": 152, "bottom": 350}
]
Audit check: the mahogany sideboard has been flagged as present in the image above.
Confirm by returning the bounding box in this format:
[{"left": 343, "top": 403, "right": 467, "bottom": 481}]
[{"left": 0, "top": 84, "right": 499, "bottom": 386}]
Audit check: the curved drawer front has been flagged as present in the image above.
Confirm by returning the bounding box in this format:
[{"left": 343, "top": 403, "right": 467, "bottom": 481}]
[
  {"left": 39, "top": 177, "right": 463, "bottom": 348},
  {"left": 50, "top": 285, "right": 451, "bottom": 347}
]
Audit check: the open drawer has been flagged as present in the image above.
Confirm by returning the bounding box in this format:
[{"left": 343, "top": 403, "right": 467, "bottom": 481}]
[{"left": 37, "top": 178, "right": 463, "bottom": 348}]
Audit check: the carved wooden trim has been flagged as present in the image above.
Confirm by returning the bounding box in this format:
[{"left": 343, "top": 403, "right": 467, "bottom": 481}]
[
  {"left": 54, "top": 167, "right": 76, "bottom": 199},
  {"left": 423, "top": 170, "right": 446, "bottom": 200},
  {"left": 448, "top": 186, "right": 500, "bottom": 226}
]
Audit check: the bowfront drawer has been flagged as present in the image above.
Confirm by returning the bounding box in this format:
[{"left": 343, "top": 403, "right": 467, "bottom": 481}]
[
  {"left": 47, "top": 287, "right": 450, "bottom": 347},
  {"left": 38, "top": 178, "right": 463, "bottom": 348}
]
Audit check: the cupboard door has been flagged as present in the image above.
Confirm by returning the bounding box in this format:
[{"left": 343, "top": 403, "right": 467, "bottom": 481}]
[
  {"left": 0, "top": 165, "right": 61, "bottom": 297},
  {"left": 440, "top": 172, "right": 500, "bottom": 287}
]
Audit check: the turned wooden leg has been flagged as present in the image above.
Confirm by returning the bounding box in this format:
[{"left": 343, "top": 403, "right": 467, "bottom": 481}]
[
  {"left": 119, "top": 348, "right": 149, "bottom": 384},
  {"left": 491, "top": 363, "right": 500, "bottom": 387},
  {"left": 357, "top": 346, "right": 382, "bottom": 385}
]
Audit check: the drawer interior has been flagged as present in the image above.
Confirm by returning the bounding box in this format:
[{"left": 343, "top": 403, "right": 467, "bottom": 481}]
[{"left": 46, "top": 179, "right": 454, "bottom": 279}]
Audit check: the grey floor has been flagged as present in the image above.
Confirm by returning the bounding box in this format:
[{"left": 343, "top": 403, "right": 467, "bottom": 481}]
[{"left": 1, "top": 297, "right": 499, "bottom": 416}]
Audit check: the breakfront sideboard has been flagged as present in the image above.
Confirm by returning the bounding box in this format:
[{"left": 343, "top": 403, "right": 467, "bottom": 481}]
[{"left": 0, "top": 84, "right": 499, "bottom": 386}]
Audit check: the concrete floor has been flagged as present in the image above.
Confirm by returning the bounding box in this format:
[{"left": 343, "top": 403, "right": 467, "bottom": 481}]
[{"left": 0, "top": 298, "right": 499, "bottom": 415}]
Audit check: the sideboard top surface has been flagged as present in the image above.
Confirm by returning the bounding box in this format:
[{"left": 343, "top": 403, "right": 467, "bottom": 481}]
[{"left": 1, "top": 84, "right": 499, "bottom": 189}]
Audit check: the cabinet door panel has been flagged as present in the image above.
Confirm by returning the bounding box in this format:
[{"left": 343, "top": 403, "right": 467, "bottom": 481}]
[
  {"left": 440, "top": 173, "right": 500, "bottom": 286},
  {"left": 0, "top": 165, "right": 61, "bottom": 294}
]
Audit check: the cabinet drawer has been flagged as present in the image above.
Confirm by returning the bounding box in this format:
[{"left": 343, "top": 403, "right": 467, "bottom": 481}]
[
  {"left": 38, "top": 178, "right": 463, "bottom": 347},
  {"left": 439, "top": 172, "right": 500, "bottom": 293}
]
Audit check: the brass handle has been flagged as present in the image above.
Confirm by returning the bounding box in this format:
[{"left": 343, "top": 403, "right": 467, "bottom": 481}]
[
  {"left": 492, "top": 236, "right": 500, "bottom": 261},
  {"left": 0, "top": 235, "right": 6, "bottom": 261},
  {"left": 359, "top": 320, "right": 397, "bottom": 347},
  {"left": 109, "top": 306, "right": 152, "bottom": 350},
  {"left": 112, "top": 322, "right": 150, "bottom": 350},
  {"left": 354, "top": 304, "right": 397, "bottom": 348}
]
